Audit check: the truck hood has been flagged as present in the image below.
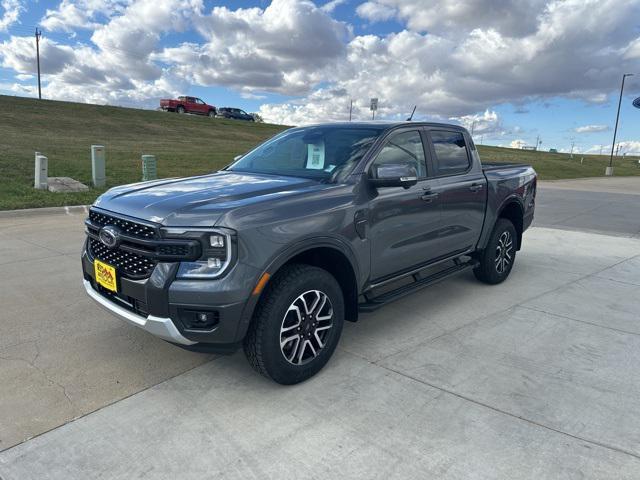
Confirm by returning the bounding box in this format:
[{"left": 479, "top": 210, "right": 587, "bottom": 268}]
[{"left": 93, "top": 171, "right": 319, "bottom": 227}]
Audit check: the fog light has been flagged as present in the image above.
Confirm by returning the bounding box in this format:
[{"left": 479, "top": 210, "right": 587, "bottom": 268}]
[
  {"left": 179, "top": 309, "right": 220, "bottom": 330},
  {"left": 207, "top": 258, "right": 222, "bottom": 269}
]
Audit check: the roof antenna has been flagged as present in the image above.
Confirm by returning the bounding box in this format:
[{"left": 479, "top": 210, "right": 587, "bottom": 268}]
[{"left": 406, "top": 105, "right": 417, "bottom": 121}]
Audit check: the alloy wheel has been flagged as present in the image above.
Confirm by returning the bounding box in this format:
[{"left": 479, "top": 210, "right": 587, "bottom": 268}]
[
  {"left": 495, "top": 230, "right": 513, "bottom": 274},
  {"left": 280, "top": 290, "right": 333, "bottom": 365}
]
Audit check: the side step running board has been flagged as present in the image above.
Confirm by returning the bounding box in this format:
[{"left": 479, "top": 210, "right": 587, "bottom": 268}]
[{"left": 358, "top": 260, "right": 478, "bottom": 312}]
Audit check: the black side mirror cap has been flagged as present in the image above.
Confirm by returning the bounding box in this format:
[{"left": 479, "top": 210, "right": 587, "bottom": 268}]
[{"left": 369, "top": 164, "right": 418, "bottom": 189}]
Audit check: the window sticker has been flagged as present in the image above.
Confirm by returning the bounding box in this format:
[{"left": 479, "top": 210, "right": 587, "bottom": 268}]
[{"left": 306, "top": 142, "right": 325, "bottom": 170}]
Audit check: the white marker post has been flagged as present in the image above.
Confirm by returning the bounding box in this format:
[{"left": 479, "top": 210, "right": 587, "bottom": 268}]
[
  {"left": 34, "top": 153, "right": 48, "bottom": 190},
  {"left": 91, "top": 145, "right": 106, "bottom": 187}
]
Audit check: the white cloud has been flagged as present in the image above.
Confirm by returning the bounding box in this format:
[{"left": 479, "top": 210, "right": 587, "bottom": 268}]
[
  {"left": 321, "top": 0, "right": 346, "bottom": 13},
  {"left": 586, "top": 141, "right": 640, "bottom": 155},
  {"left": 450, "top": 110, "right": 504, "bottom": 137},
  {"left": 0, "top": 0, "right": 23, "bottom": 31},
  {"left": 575, "top": 124, "right": 609, "bottom": 133},
  {"left": 41, "top": 0, "right": 129, "bottom": 32},
  {"left": 356, "top": 0, "right": 547, "bottom": 37},
  {"left": 510, "top": 139, "right": 527, "bottom": 149},
  {"left": 356, "top": 1, "right": 396, "bottom": 22},
  {"left": 624, "top": 36, "right": 640, "bottom": 59},
  {"left": 0, "top": 0, "right": 639, "bottom": 138}
]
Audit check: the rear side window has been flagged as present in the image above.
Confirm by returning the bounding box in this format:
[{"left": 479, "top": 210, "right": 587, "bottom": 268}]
[{"left": 430, "top": 130, "right": 470, "bottom": 175}]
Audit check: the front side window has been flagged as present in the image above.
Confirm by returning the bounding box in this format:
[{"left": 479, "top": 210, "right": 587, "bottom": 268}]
[
  {"left": 431, "top": 130, "right": 470, "bottom": 175},
  {"left": 371, "top": 130, "right": 427, "bottom": 178},
  {"left": 228, "top": 126, "right": 383, "bottom": 183}
]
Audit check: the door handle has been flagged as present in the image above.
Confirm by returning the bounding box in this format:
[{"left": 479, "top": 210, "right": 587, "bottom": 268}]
[
  {"left": 469, "top": 183, "right": 484, "bottom": 192},
  {"left": 420, "top": 192, "right": 439, "bottom": 203}
]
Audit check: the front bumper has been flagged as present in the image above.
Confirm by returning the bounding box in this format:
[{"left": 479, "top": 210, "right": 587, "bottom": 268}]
[
  {"left": 83, "top": 279, "right": 195, "bottom": 346},
  {"left": 82, "top": 241, "right": 262, "bottom": 350}
]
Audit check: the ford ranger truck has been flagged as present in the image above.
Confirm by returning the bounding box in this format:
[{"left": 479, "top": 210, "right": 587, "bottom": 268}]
[{"left": 82, "top": 122, "right": 536, "bottom": 384}]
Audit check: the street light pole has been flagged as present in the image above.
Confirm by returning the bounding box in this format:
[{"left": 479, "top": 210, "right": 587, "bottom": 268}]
[
  {"left": 35, "top": 28, "right": 42, "bottom": 100},
  {"left": 607, "top": 73, "right": 634, "bottom": 175}
]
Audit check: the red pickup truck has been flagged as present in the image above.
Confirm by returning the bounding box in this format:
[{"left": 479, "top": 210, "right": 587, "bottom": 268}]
[{"left": 160, "top": 96, "right": 217, "bottom": 117}]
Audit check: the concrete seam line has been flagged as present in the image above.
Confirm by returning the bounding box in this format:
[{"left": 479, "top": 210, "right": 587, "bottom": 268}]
[
  {"left": 0, "top": 356, "right": 222, "bottom": 454},
  {"left": 374, "top": 250, "right": 640, "bottom": 365},
  {"left": 520, "top": 305, "right": 640, "bottom": 338},
  {"left": 375, "top": 360, "right": 640, "bottom": 462}
]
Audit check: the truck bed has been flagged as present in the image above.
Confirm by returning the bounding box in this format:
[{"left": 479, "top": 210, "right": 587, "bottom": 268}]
[{"left": 482, "top": 162, "right": 528, "bottom": 171}]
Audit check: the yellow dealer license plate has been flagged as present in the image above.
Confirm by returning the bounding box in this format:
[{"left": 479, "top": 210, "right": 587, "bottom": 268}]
[{"left": 94, "top": 259, "right": 117, "bottom": 292}]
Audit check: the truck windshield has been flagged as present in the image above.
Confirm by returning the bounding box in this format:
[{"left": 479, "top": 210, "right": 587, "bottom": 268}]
[{"left": 227, "top": 126, "right": 382, "bottom": 182}]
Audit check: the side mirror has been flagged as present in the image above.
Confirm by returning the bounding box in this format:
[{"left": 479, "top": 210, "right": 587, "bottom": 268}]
[{"left": 369, "top": 163, "right": 418, "bottom": 189}]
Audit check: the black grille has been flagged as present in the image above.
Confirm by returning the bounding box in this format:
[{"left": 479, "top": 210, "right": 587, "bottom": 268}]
[
  {"left": 89, "top": 210, "right": 156, "bottom": 239},
  {"left": 157, "top": 244, "right": 190, "bottom": 256},
  {"left": 89, "top": 238, "right": 157, "bottom": 278}
]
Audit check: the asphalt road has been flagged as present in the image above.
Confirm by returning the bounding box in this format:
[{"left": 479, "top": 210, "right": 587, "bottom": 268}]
[
  {"left": 1, "top": 177, "right": 639, "bottom": 479},
  {"left": 535, "top": 180, "right": 640, "bottom": 237}
]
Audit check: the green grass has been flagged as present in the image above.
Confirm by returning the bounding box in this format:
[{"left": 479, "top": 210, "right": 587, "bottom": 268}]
[
  {"left": 0, "top": 95, "right": 286, "bottom": 210},
  {"left": 477, "top": 145, "right": 640, "bottom": 180},
  {"left": 1, "top": 95, "right": 638, "bottom": 210}
]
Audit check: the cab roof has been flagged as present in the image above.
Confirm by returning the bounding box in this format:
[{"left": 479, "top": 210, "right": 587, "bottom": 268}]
[{"left": 293, "top": 121, "right": 469, "bottom": 133}]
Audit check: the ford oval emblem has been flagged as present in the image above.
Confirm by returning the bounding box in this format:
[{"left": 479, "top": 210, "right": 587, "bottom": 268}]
[
  {"left": 99, "top": 226, "right": 120, "bottom": 249},
  {"left": 633, "top": 97, "right": 640, "bottom": 109}
]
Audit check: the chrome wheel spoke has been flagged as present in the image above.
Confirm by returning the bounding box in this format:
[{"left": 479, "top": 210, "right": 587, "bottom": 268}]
[
  {"left": 280, "top": 305, "right": 302, "bottom": 333},
  {"left": 280, "top": 290, "right": 334, "bottom": 366},
  {"left": 284, "top": 336, "right": 301, "bottom": 363},
  {"left": 297, "top": 339, "right": 308, "bottom": 364}
]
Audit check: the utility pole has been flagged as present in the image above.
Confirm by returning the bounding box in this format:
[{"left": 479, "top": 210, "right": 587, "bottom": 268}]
[
  {"left": 570, "top": 138, "right": 575, "bottom": 158},
  {"left": 349, "top": 99, "right": 353, "bottom": 122},
  {"left": 470, "top": 121, "right": 476, "bottom": 136},
  {"left": 35, "top": 28, "right": 42, "bottom": 100},
  {"left": 535, "top": 134, "right": 540, "bottom": 151},
  {"left": 607, "top": 73, "right": 634, "bottom": 175}
]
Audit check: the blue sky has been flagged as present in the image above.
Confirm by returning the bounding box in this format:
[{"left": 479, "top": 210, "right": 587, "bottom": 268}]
[{"left": 0, "top": 0, "right": 639, "bottom": 153}]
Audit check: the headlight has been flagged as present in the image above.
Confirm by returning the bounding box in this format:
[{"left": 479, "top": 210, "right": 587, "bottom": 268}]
[{"left": 162, "top": 228, "right": 235, "bottom": 279}]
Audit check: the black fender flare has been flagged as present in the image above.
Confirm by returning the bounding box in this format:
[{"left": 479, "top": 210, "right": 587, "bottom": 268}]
[{"left": 235, "top": 236, "right": 361, "bottom": 340}]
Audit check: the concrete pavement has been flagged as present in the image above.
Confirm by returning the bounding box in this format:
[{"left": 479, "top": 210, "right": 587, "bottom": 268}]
[
  {"left": 1, "top": 177, "right": 640, "bottom": 478},
  {"left": 0, "top": 210, "right": 214, "bottom": 450}
]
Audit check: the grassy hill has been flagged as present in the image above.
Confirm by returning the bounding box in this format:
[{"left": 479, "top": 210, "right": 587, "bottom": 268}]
[{"left": 1, "top": 95, "right": 638, "bottom": 210}]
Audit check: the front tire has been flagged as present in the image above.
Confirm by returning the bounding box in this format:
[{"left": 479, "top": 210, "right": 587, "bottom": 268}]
[
  {"left": 208, "top": 110, "right": 216, "bottom": 118},
  {"left": 244, "top": 264, "right": 344, "bottom": 385},
  {"left": 176, "top": 105, "right": 185, "bottom": 114},
  {"left": 474, "top": 218, "right": 517, "bottom": 284}
]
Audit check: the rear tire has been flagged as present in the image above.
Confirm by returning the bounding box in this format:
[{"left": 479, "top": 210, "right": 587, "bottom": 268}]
[
  {"left": 474, "top": 218, "right": 517, "bottom": 284},
  {"left": 176, "top": 106, "right": 185, "bottom": 114},
  {"left": 244, "top": 264, "right": 344, "bottom": 385},
  {"left": 208, "top": 110, "right": 216, "bottom": 118}
]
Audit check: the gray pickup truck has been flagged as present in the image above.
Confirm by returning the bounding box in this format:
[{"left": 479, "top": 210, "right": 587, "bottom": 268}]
[{"left": 82, "top": 122, "right": 536, "bottom": 384}]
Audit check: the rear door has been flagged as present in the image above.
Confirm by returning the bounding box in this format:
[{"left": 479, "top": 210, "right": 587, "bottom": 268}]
[
  {"left": 426, "top": 129, "right": 487, "bottom": 256},
  {"left": 368, "top": 129, "right": 445, "bottom": 280},
  {"left": 184, "top": 97, "right": 197, "bottom": 113}
]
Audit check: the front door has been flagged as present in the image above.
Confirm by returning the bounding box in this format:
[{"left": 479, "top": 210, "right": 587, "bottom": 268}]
[{"left": 368, "top": 129, "right": 445, "bottom": 280}]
